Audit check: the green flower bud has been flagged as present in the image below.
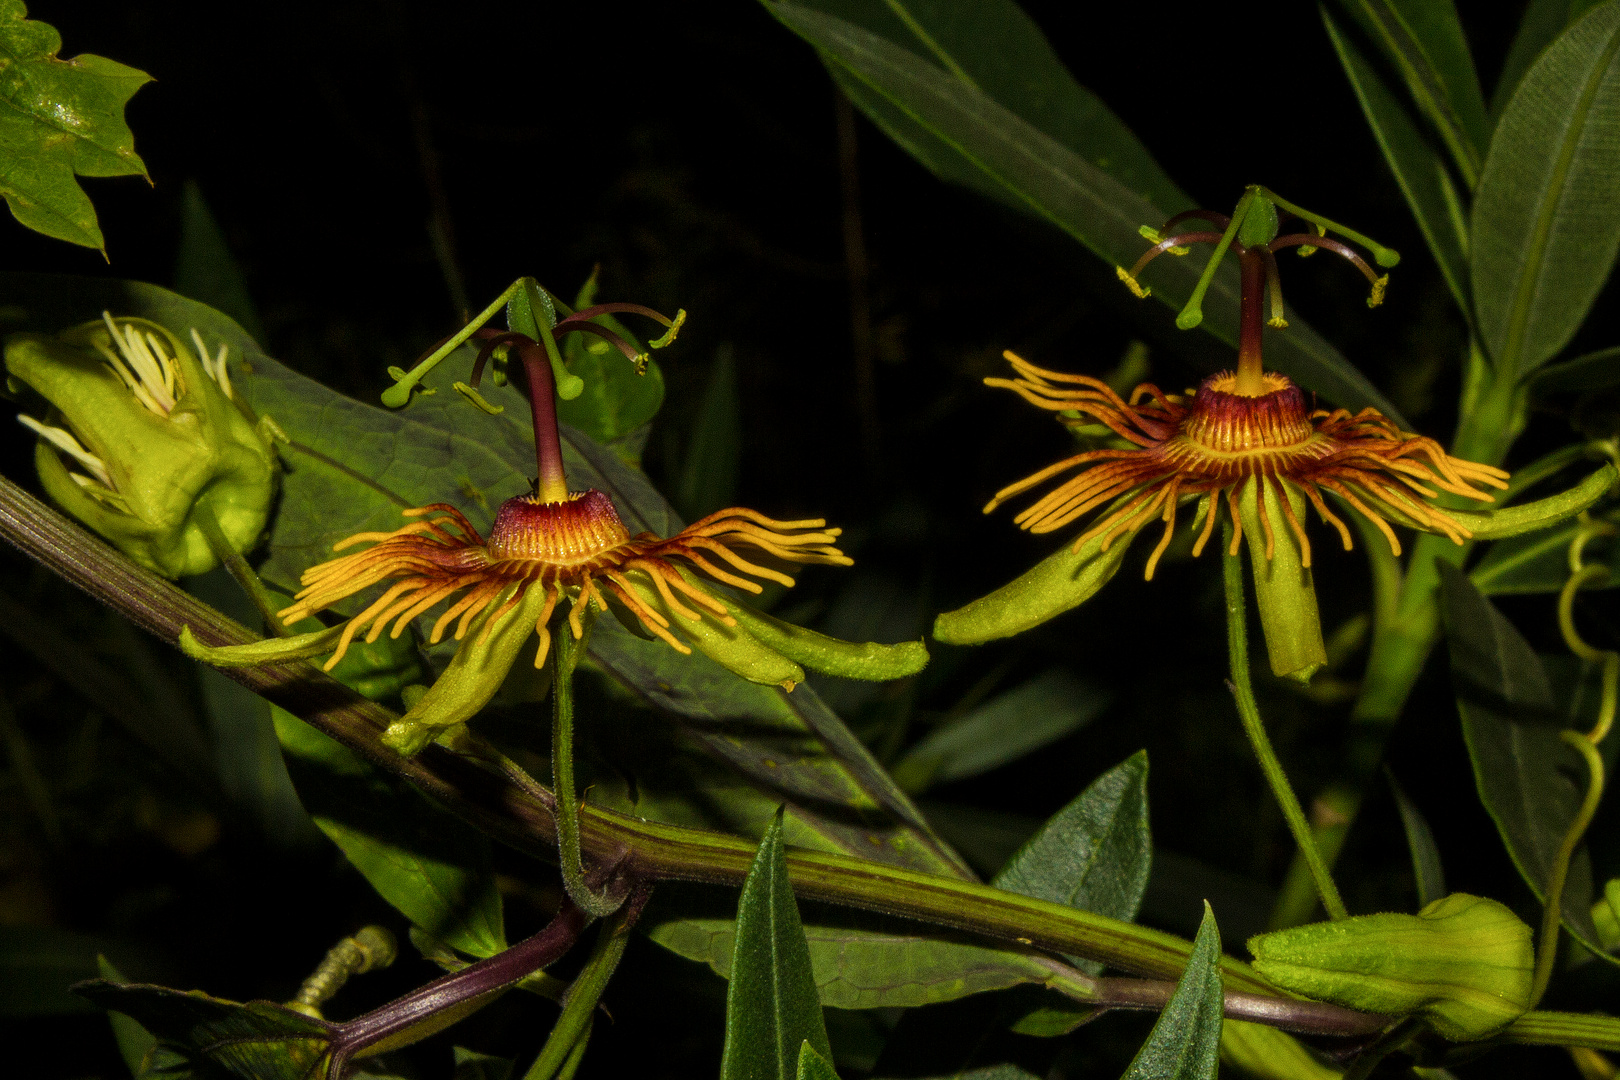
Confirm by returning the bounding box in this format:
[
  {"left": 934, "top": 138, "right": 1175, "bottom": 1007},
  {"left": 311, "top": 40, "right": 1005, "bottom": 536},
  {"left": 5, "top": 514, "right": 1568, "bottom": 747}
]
[
  {"left": 1238, "top": 478, "right": 1326, "bottom": 683},
  {"left": 6, "top": 314, "right": 276, "bottom": 578},
  {"left": 1247, "top": 894, "right": 1535, "bottom": 1040}
]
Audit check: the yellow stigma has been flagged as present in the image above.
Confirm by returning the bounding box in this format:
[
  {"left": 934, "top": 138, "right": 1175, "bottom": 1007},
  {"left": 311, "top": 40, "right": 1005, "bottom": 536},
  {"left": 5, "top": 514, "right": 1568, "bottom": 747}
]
[
  {"left": 1367, "top": 275, "right": 1389, "bottom": 308},
  {"left": 1116, "top": 266, "right": 1151, "bottom": 299}
]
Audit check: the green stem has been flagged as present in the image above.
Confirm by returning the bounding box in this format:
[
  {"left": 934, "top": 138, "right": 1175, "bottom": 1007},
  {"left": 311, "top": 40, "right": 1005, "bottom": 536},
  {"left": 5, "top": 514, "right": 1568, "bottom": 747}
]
[
  {"left": 1223, "top": 529, "right": 1348, "bottom": 921},
  {"left": 551, "top": 623, "right": 621, "bottom": 918},
  {"left": 193, "top": 502, "right": 290, "bottom": 637},
  {"left": 523, "top": 886, "right": 647, "bottom": 1080}
]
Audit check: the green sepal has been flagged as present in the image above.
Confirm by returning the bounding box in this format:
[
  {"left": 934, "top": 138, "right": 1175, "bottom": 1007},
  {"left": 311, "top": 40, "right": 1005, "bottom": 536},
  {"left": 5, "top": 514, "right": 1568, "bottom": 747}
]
[
  {"left": 178, "top": 623, "right": 345, "bottom": 666},
  {"left": 1248, "top": 893, "right": 1535, "bottom": 1041},
  {"left": 381, "top": 586, "right": 551, "bottom": 755},
  {"left": 6, "top": 317, "right": 276, "bottom": 578},
  {"left": 932, "top": 527, "right": 1138, "bottom": 645},
  {"left": 725, "top": 596, "right": 928, "bottom": 681},
  {"left": 1447, "top": 465, "right": 1617, "bottom": 540},
  {"left": 1239, "top": 479, "right": 1326, "bottom": 683},
  {"left": 625, "top": 571, "right": 806, "bottom": 690}
]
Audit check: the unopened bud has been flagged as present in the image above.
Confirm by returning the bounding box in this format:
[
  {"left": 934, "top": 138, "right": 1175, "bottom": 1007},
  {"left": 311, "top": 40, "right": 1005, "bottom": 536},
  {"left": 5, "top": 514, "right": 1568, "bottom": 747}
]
[{"left": 1248, "top": 893, "right": 1534, "bottom": 1040}]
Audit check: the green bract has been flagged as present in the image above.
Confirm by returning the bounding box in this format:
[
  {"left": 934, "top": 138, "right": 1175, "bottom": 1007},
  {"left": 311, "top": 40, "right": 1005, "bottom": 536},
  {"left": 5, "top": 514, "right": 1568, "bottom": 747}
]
[
  {"left": 1248, "top": 893, "right": 1535, "bottom": 1040},
  {"left": 6, "top": 316, "right": 277, "bottom": 578}
]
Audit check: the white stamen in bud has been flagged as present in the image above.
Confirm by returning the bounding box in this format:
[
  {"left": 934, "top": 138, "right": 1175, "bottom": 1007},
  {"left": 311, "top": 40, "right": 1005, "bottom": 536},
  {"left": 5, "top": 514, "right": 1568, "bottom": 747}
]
[{"left": 17, "top": 413, "right": 113, "bottom": 487}]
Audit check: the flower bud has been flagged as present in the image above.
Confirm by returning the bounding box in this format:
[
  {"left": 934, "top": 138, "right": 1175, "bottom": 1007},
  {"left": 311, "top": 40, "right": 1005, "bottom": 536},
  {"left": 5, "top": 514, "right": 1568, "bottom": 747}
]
[
  {"left": 1247, "top": 893, "right": 1534, "bottom": 1040},
  {"left": 6, "top": 315, "right": 276, "bottom": 578}
]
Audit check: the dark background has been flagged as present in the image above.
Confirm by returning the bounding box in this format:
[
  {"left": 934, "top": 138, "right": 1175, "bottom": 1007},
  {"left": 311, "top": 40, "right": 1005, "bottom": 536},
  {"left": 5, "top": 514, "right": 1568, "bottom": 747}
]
[{"left": 1, "top": 2, "right": 1611, "bottom": 1077}]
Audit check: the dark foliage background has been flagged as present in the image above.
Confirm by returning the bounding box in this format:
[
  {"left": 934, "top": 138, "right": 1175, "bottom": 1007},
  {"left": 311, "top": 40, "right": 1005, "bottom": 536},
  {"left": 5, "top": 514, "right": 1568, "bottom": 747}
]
[{"left": 1, "top": 2, "right": 1611, "bottom": 1077}]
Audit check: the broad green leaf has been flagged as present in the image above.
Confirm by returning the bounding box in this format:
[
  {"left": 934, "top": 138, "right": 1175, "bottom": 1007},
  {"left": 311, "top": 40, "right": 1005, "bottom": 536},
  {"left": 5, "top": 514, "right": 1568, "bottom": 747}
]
[
  {"left": 767, "top": 3, "right": 1405, "bottom": 420},
  {"left": 674, "top": 345, "right": 740, "bottom": 521},
  {"left": 1387, "top": 770, "right": 1446, "bottom": 908},
  {"left": 891, "top": 670, "right": 1110, "bottom": 792},
  {"left": 647, "top": 903, "right": 1072, "bottom": 1010},
  {"left": 273, "top": 708, "right": 507, "bottom": 959},
  {"left": 1334, "top": 0, "right": 1490, "bottom": 184},
  {"left": 1324, "top": 9, "right": 1470, "bottom": 315},
  {"left": 1472, "top": 507, "right": 1619, "bottom": 596},
  {"left": 0, "top": 272, "right": 971, "bottom": 881},
  {"left": 1438, "top": 565, "right": 1611, "bottom": 961},
  {"left": 1119, "top": 903, "right": 1223, "bottom": 1080},
  {"left": 72, "top": 981, "right": 333, "bottom": 1080},
  {"left": 994, "top": 752, "right": 1151, "bottom": 974},
  {"left": 175, "top": 181, "right": 266, "bottom": 345},
  {"left": 1493, "top": 0, "right": 1608, "bottom": 118},
  {"left": 1471, "top": 2, "right": 1620, "bottom": 377},
  {"left": 0, "top": 1, "right": 150, "bottom": 250},
  {"left": 721, "top": 811, "right": 833, "bottom": 1080},
  {"left": 1530, "top": 344, "right": 1620, "bottom": 394}
]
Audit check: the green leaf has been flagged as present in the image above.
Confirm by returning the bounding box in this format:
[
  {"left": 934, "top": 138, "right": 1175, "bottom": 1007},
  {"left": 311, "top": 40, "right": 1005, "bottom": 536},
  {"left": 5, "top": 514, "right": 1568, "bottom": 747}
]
[
  {"left": 1471, "top": 1, "right": 1620, "bottom": 377},
  {"left": 72, "top": 981, "right": 333, "bottom": 1080},
  {"left": 994, "top": 752, "right": 1152, "bottom": 975},
  {"left": 1324, "top": 8, "right": 1471, "bottom": 315},
  {"left": 1493, "top": 0, "right": 1608, "bottom": 118},
  {"left": 174, "top": 181, "right": 266, "bottom": 345},
  {"left": 1530, "top": 344, "right": 1620, "bottom": 394},
  {"left": 0, "top": 0, "right": 151, "bottom": 250},
  {"left": 1334, "top": 0, "right": 1491, "bottom": 184},
  {"left": 99, "top": 956, "right": 159, "bottom": 1079},
  {"left": 797, "top": 1042, "right": 840, "bottom": 1080},
  {"left": 1438, "top": 564, "right": 1611, "bottom": 961},
  {"left": 1472, "top": 506, "right": 1619, "bottom": 596},
  {"left": 721, "top": 811, "right": 833, "bottom": 1080},
  {"left": 1387, "top": 769, "right": 1446, "bottom": 908},
  {"left": 272, "top": 708, "right": 507, "bottom": 959},
  {"left": 766, "top": 2, "right": 1404, "bottom": 420},
  {"left": 453, "top": 1046, "right": 514, "bottom": 1080},
  {"left": 675, "top": 345, "right": 741, "bottom": 521},
  {"left": 1119, "top": 903, "right": 1223, "bottom": 1080},
  {"left": 891, "top": 670, "right": 1110, "bottom": 793},
  {"left": 0, "top": 926, "right": 159, "bottom": 1017}
]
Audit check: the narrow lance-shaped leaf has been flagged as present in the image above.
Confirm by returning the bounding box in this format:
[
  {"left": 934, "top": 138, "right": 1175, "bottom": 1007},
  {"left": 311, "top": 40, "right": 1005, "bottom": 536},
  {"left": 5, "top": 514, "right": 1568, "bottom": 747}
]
[
  {"left": 1471, "top": 2, "right": 1620, "bottom": 377},
  {"left": 1120, "top": 903, "right": 1224, "bottom": 1080},
  {"left": 721, "top": 809, "right": 833, "bottom": 1080},
  {"left": 0, "top": 0, "right": 151, "bottom": 250},
  {"left": 1324, "top": 8, "right": 1471, "bottom": 316},
  {"left": 1492, "top": 0, "right": 1608, "bottom": 119},
  {"left": 766, "top": 2, "right": 1403, "bottom": 420},
  {"left": 1387, "top": 769, "right": 1446, "bottom": 909}
]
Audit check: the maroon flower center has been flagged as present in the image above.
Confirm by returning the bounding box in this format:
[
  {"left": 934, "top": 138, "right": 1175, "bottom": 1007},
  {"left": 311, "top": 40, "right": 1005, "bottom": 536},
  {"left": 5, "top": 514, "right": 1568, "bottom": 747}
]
[
  {"left": 485, "top": 489, "right": 632, "bottom": 565},
  {"left": 1179, "top": 372, "right": 1317, "bottom": 455}
]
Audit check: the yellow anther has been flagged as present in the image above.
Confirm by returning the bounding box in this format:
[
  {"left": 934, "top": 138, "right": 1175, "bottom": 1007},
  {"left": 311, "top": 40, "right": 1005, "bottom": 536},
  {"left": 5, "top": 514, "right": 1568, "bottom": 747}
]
[
  {"left": 1116, "top": 266, "right": 1151, "bottom": 299},
  {"left": 1367, "top": 275, "right": 1389, "bottom": 308}
]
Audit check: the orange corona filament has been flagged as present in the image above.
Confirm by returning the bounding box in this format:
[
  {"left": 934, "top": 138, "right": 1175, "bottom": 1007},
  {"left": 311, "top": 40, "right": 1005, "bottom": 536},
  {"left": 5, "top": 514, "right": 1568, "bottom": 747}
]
[
  {"left": 280, "top": 489, "right": 852, "bottom": 671},
  {"left": 983, "top": 351, "right": 1509, "bottom": 578}
]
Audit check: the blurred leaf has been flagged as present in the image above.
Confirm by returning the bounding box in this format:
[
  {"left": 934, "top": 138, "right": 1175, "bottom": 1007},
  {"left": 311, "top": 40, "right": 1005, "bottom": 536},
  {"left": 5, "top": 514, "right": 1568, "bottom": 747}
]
[
  {"left": 675, "top": 345, "right": 740, "bottom": 521},
  {"left": 993, "top": 752, "right": 1151, "bottom": 974},
  {"left": 0, "top": 1, "right": 151, "bottom": 250},
  {"left": 556, "top": 273, "right": 665, "bottom": 455},
  {"left": 0, "top": 272, "right": 971, "bottom": 881},
  {"left": 1334, "top": 0, "right": 1490, "bottom": 183},
  {"left": 1387, "top": 769, "right": 1446, "bottom": 908},
  {"left": 452, "top": 1046, "right": 514, "bottom": 1080},
  {"left": 1471, "top": 507, "right": 1619, "bottom": 596},
  {"left": 1530, "top": 344, "right": 1620, "bottom": 394},
  {"left": 1471, "top": 2, "right": 1620, "bottom": 377},
  {"left": 892, "top": 670, "right": 1110, "bottom": 792},
  {"left": 1324, "top": 8, "right": 1471, "bottom": 314},
  {"left": 797, "top": 1042, "right": 840, "bottom": 1080},
  {"left": 1119, "top": 903, "right": 1223, "bottom": 1080},
  {"left": 99, "top": 956, "right": 158, "bottom": 1078},
  {"left": 174, "top": 181, "right": 265, "bottom": 344},
  {"left": 917, "top": 802, "right": 1039, "bottom": 878},
  {"left": 272, "top": 707, "right": 506, "bottom": 959},
  {"left": 1493, "top": 0, "right": 1608, "bottom": 117},
  {"left": 73, "top": 981, "right": 332, "bottom": 1080},
  {"left": 0, "top": 927, "right": 159, "bottom": 1016},
  {"left": 1217, "top": 1021, "right": 1341, "bottom": 1080},
  {"left": 765, "top": 2, "right": 1405, "bottom": 420},
  {"left": 721, "top": 811, "right": 832, "bottom": 1080},
  {"left": 1438, "top": 564, "right": 1611, "bottom": 960}
]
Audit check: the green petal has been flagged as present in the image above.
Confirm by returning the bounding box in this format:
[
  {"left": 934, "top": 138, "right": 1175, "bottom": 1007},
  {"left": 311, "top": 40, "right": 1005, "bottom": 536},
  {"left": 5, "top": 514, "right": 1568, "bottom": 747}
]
[
  {"left": 932, "top": 528, "right": 1138, "bottom": 645},
  {"left": 725, "top": 597, "right": 928, "bottom": 681},
  {"left": 178, "top": 623, "right": 345, "bottom": 666},
  {"left": 626, "top": 573, "right": 805, "bottom": 689},
  {"left": 381, "top": 586, "right": 551, "bottom": 756}
]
